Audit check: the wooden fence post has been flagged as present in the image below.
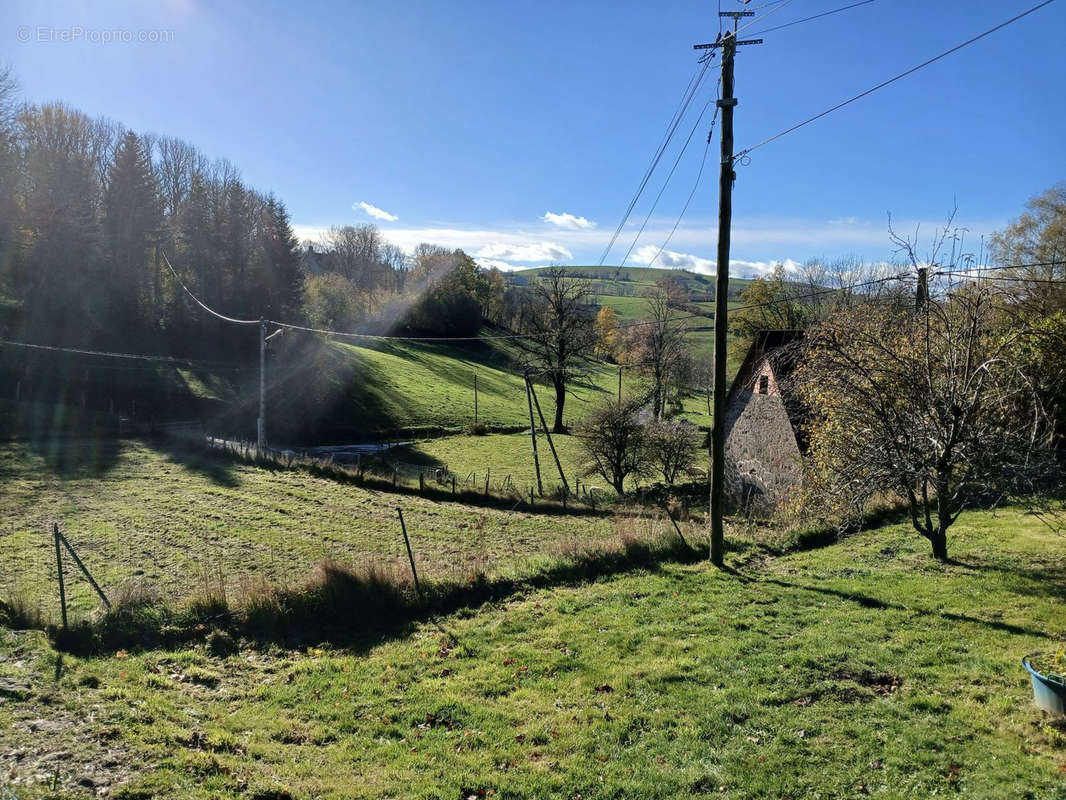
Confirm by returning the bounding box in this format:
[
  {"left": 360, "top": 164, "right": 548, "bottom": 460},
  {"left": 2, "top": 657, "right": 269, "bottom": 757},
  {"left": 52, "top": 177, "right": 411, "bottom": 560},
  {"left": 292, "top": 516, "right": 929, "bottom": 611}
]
[
  {"left": 396, "top": 508, "right": 423, "bottom": 602},
  {"left": 53, "top": 523, "right": 67, "bottom": 629},
  {"left": 56, "top": 526, "right": 111, "bottom": 610},
  {"left": 419, "top": 472, "right": 425, "bottom": 493},
  {"left": 452, "top": 475, "right": 456, "bottom": 496}
]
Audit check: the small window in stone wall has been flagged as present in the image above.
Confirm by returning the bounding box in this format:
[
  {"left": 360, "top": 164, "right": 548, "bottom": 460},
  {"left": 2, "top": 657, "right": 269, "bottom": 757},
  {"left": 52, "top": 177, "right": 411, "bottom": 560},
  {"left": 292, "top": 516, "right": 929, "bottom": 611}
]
[{"left": 758, "top": 375, "right": 769, "bottom": 394}]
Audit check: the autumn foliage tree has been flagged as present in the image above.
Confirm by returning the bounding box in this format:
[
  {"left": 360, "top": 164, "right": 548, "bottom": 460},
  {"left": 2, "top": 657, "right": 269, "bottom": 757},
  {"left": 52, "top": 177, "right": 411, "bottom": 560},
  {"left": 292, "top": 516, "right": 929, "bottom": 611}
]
[{"left": 594, "top": 305, "right": 620, "bottom": 361}]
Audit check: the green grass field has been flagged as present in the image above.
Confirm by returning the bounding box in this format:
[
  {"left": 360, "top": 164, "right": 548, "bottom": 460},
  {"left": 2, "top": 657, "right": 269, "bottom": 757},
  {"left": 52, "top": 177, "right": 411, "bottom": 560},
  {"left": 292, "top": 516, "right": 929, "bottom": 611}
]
[
  {"left": 264, "top": 336, "right": 714, "bottom": 443},
  {"left": 2, "top": 505, "right": 1063, "bottom": 798},
  {"left": 0, "top": 439, "right": 624, "bottom": 622},
  {"left": 393, "top": 432, "right": 598, "bottom": 495}
]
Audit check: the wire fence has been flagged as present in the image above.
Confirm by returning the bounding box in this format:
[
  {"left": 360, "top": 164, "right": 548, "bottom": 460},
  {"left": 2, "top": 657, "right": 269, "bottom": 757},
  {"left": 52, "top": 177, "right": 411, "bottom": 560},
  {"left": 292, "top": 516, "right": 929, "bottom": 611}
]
[{"left": 1, "top": 432, "right": 690, "bottom": 628}]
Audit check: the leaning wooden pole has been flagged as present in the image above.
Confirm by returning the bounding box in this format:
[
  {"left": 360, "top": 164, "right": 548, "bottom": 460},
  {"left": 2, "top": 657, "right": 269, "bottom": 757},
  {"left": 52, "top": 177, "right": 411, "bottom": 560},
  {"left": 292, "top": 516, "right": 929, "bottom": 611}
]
[
  {"left": 396, "top": 508, "right": 423, "bottom": 602},
  {"left": 524, "top": 373, "right": 544, "bottom": 496},
  {"left": 527, "top": 378, "right": 570, "bottom": 498},
  {"left": 57, "top": 526, "right": 111, "bottom": 610},
  {"left": 53, "top": 523, "right": 67, "bottom": 629}
]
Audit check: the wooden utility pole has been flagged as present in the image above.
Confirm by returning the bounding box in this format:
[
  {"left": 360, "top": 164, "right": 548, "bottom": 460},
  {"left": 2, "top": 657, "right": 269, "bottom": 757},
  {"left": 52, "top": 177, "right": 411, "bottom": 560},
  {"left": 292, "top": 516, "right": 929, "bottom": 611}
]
[
  {"left": 697, "top": 14, "right": 761, "bottom": 567},
  {"left": 257, "top": 318, "right": 266, "bottom": 450},
  {"left": 473, "top": 372, "right": 479, "bottom": 424},
  {"left": 916, "top": 266, "right": 929, "bottom": 311},
  {"left": 617, "top": 365, "right": 623, "bottom": 406}
]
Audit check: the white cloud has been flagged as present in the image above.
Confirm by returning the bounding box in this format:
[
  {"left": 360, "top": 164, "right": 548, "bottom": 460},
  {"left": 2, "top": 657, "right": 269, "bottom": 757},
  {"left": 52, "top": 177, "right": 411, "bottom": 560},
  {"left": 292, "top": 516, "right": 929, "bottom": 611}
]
[
  {"left": 354, "top": 201, "right": 399, "bottom": 222},
  {"left": 628, "top": 245, "right": 803, "bottom": 279},
  {"left": 828, "top": 216, "right": 862, "bottom": 226},
  {"left": 294, "top": 214, "right": 1004, "bottom": 274},
  {"left": 629, "top": 245, "right": 716, "bottom": 273},
  {"left": 542, "top": 211, "right": 597, "bottom": 230},
  {"left": 476, "top": 241, "right": 572, "bottom": 263},
  {"left": 474, "top": 258, "right": 529, "bottom": 272}
]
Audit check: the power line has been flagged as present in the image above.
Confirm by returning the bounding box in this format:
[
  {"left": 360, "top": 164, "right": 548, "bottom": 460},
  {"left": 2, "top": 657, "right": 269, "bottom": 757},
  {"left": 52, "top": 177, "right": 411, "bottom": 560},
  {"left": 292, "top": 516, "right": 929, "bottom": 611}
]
[
  {"left": 645, "top": 135, "right": 714, "bottom": 268},
  {"left": 597, "top": 0, "right": 797, "bottom": 268},
  {"left": 747, "top": 0, "right": 877, "bottom": 36},
  {"left": 162, "top": 252, "right": 260, "bottom": 326},
  {"left": 0, "top": 337, "right": 247, "bottom": 369},
  {"left": 935, "top": 271, "right": 1066, "bottom": 286},
  {"left": 735, "top": 0, "right": 1058, "bottom": 159},
  {"left": 598, "top": 58, "right": 715, "bottom": 266},
  {"left": 619, "top": 79, "right": 722, "bottom": 268},
  {"left": 938, "top": 259, "right": 1066, "bottom": 275},
  {"left": 263, "top": 318, "right": 551, "bottom": 343}
]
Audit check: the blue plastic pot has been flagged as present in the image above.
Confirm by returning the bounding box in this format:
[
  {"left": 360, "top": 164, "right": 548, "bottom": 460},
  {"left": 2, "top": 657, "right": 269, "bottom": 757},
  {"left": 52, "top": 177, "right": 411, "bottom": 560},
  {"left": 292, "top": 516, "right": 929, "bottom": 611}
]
[{"left": 1022, "top": 654, "right": 1066, "bottom": 715}]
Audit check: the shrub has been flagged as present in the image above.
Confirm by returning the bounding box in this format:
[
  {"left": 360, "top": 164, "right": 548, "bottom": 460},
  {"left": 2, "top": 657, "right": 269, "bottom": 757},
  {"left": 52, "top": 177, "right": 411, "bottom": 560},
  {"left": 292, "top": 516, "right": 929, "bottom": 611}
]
[{"left": 0, "top": 594, "right": 44, "bottom": 630}]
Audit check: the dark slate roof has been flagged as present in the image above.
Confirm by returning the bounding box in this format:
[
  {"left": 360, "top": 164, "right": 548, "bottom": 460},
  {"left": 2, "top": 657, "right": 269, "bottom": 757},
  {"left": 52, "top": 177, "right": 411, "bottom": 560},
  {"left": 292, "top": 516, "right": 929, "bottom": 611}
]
[{"left": 727, "top": 330, "right": 805, "bottom": 401}]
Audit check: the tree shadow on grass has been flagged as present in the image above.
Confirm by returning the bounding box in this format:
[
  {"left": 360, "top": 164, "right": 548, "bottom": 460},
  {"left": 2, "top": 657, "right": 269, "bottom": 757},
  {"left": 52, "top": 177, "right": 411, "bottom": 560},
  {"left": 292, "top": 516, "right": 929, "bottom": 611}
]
[
  {"left": 754, "top": 575, "right": 1049, "bottom": 639},
  {"left": 24, "top": 435, "right": 123, "bottom": 479},
  {"left": 941, "top": 555, "right": 1066, "bottom": 602},
  {"left": 145, "top": 436, "right": 241, "bottom": 487}
]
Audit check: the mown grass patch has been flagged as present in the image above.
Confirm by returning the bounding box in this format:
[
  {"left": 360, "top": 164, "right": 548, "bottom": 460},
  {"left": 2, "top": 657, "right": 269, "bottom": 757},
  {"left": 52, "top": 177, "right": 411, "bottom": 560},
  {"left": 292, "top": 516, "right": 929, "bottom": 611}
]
[
  {"left": 2, "top": 507, "right": 1064, "bottom": 798},
  {"left": 0, "top": 439, "right": 628, "bottom": 623}
]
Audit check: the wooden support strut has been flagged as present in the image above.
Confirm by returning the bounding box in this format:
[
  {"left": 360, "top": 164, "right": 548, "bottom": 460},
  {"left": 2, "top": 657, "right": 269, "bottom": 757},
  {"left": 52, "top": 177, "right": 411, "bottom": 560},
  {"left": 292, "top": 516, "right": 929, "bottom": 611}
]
[
  {"left": 527, "top": 378, "right": 571, "bottom": 499},
  {"left": 524, "top": 374, "right": 544, "bottom": 495},
  {"left": 396, "top": 509, "right": 423, "bottom": 601},
  {"left": 54, "top": 523, "right": 67, "bottom": 629}
]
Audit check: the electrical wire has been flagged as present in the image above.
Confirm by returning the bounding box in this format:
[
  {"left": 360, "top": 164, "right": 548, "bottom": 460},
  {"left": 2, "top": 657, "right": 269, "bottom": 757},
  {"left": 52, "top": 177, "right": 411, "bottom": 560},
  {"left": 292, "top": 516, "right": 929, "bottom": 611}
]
[
  {"left": 935, "top": 272, "right": 1066, "bottom": 285},
  {"left": 596, "top": 0, "right": 797, "bottom": 267},
  {"left": 0, "top": 337, "right": 247, "bottom": 369},
  {"left": 262, "top": 318, "right": 553, "bottom": 343},
  {"left": 735, "top": 0, "right": 1058, "bottom": 160},
  {"left": 164, "top": 250, "right": 554, "bottom": 342},
  {"left": 162, "top": 252, "right": 260, "bottom": 325},
  {"left": 619, "top": 79, "right": 722, "bottom": 268},
  {"left": 747, "top": 0, "right": 877, "bottom": 36},
  {"left": 645, "top": 135, "right": 714, "bottom": 269},
  {"left": 597, "top": 59, "right": 715, "bottom": 266}
]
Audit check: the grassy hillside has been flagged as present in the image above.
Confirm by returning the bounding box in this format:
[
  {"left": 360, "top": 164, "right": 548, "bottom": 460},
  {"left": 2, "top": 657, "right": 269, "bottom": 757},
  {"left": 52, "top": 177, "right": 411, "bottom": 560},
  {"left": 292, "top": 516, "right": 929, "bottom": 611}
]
[
  {"left": 516, "top": 265, "right": 754, "bottom": 296},
  {"left": 514, "top": 265, "right": 744, "bottom": 375},
  {"left": 2, "top": 506, "right": 1063, "bottom": 797},
  {"left": 261, "top": 336, "right": 713, "bottom": 444}
]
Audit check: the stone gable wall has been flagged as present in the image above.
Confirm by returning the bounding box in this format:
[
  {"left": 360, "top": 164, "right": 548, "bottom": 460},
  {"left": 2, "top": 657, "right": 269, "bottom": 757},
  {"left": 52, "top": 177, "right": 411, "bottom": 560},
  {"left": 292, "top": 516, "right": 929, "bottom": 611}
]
[{"left": 722, "top": 385, "right": 802, "bottom": 511}]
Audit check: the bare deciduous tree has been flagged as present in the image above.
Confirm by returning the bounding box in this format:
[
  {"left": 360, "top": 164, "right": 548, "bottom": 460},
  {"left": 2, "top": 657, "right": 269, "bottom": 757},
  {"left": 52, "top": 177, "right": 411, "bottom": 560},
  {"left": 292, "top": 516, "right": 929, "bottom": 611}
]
[
  {"left": 623, "top": 288, "right": 690, "bottom": 419},
  {"left": 795, "top": 281, "right": 1053, "bottom": 561},
  {"left": 514, "top": 267, "right": 597, "bottom": 433},
  {"left": 645, "top": 418, "right": 702, "bottom": 485},
  {"left": 576, "top": 398, "right": 649, "bottom": 494}
]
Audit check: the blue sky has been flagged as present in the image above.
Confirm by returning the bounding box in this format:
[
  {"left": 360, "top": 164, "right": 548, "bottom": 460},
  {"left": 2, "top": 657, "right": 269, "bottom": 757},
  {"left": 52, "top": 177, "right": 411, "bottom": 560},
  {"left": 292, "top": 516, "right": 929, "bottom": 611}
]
[{"left": 6, "top": 0, "right": 1065, "bottom": 276}]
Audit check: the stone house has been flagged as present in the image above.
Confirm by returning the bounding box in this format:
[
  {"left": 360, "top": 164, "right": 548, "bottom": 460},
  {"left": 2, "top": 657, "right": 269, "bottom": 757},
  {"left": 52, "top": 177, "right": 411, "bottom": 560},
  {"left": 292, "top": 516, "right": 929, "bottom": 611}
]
[{"left": 723, "top": 330, "right": 806, "bottom": 512}]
